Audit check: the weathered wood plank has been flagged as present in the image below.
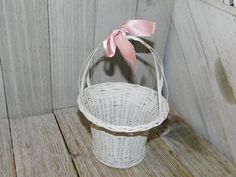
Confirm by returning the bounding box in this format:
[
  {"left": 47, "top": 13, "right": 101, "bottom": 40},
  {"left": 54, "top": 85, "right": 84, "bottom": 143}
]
[
  {"left": 156, "top": 112, "right": 236, "bottom": 177},
  {"left": 55, "top": 107, "right": 193, "bottom": 177},
  {"left": 0, "top": 0, "right": 52, "bottom": 118},
  {"left": 186, "top": 0, "right": 236, "bottom": 163},
  {"left": 0, "top": 62, "right": 7, "bottom": 118},
  {"left": 171, "top": 0, "right": 229, "bottom": 155},
  {"left": 166, "top": 0, "right": 236, "bottom": 163},
  {"left": 10, "top": 114, "right": 78, "bottom": 177},
  {"left": 136, "top": 0, "right": 173, "bottom": 59},
  {"left": 91, "top": 0, "right": 137, "bottom": 85},
  {"left": 165, "top": 0, "right": 236, "bottom": 163},
  {"left": 202, "top": 0, "right": 236, "bottom": 15},
  {"left": 133, "top": 0, "right": 173, "bottom": 90},
  {"left": 0, "top": 118, "right": 16, "bottom": 177},
  {"left": 49, "top": 0, "right": 96, "bottom": 109},
  {"left": 164, "top": 21, "right": 209, "bottom": 139}
]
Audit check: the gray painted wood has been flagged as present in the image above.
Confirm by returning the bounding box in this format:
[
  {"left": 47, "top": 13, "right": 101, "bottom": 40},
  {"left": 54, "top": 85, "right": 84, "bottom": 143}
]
[
  {"left": 10, "top": 114, "right": 78, "bottom": 177},
  {"left": 54, "top": 107, "right": 193, "bottom": 177},
  {"left": 134, "top": 0, "right": 173, "bottom": 90},
  {"left": 49, "top": 0, "right": 172, "bottom": 109},
  {"left": 0, "top": 62, "right": 7, "bottom": 118},
  {"left": 0, "top": 0, "right": 52, "bottom": 118},
  {"left": 186, "top": 0, "right": 236, "bottom": 163},
  {"left": 91, "top": 0, "right": 137, "bottom": 85},
  {"left": 135, "top": 0, "right": 173, "bottom": 59},
  {"left": 165, "top": 0, "right": 236, "bottom": 163},
  {"left": 49, "top": 0, "right": 96, "bottom": 109},
  {"left": 170, "top": 0, "right": 230, "bottom": 158},
  {"left": 0, "top": 118, "right": 16, "bottom": 177},
  {"left": 164, "top": 22, "right": 209, "bottom": 139}
]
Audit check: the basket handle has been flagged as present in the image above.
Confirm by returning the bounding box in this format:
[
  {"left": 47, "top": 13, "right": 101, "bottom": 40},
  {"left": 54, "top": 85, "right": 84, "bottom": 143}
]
[{"left": 78, "top": 36, "right": 168, "bottom": 115}]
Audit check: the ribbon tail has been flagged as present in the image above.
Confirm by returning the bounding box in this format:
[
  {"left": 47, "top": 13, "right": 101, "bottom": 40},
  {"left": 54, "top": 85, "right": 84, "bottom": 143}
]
[
  {"left": 103, "top": 33, "right": 117, "bottom": 57},
  {"left": 115, "top": 34, "right": 136, "bottom": 65}
]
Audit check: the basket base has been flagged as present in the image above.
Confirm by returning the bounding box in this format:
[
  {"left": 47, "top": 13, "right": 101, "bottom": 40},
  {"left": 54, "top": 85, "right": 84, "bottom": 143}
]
[{"left": 92, "top": 147, "right": 146, "bottom": 169}]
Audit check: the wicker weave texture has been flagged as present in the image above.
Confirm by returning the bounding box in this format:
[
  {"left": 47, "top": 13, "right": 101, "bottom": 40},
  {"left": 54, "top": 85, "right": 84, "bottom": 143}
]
[
  {"left": 91, "top": 127, "right": 148, "bottom": 168},
  {"left": 78, "top": 82, "right": 169, "bottom": 168}
]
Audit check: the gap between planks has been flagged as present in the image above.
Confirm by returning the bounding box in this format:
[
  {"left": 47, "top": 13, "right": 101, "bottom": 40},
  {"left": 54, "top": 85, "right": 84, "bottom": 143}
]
[
  {"left": 9, "top": 113, "right": 78, "bottom": 177},
  {"left": 54, "top": 107, "right": 236, "bottom": 177},
  {"left": 4, "top": 107, "right": 236, "bottom": 177},
  {"left": 0, "top": 117, "right": 16, "bottom": 177}
]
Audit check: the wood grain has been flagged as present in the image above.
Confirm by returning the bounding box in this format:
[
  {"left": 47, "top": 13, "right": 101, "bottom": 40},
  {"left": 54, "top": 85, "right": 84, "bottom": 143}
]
[
  {"left": 169, "top": 0, "right": 226, "bottom": 153},
  {"left": 91, "top": 0, "right": 137, "bottom": 85},
  {"left": 186, "top": 0, "right": 236, "bottom": 163},
  {"left": 156, "top": 112, "right": 236, "bottom": 177},
  {"left": 10, "top": 113, "right": 78, "bottom": 177},
  {"left": 0, "top": 0, "right": 52, "bottom": 118},
  {"left": 164, "top": 22, "right": 209, "bottom": 139},
  {"left": 49, "top": 0, "right": 96, "bottom": 109},
  {"left": 165, "top": 0, "right": 236, "bottom": 163},
  {"left": 0, "top": 118, "right": 16, "bottom": 177},
  {"left": 0, "top": 61, "right": 7, "bottom": 118},
  {"left": 55, "top": 107, "right": 193, "bottom": 177},
  {"left": 133, "top": 0, "right": 173, "bottom": 90},
  {"left": 136, "top": 0, "right": 173, "bottom": 59}
]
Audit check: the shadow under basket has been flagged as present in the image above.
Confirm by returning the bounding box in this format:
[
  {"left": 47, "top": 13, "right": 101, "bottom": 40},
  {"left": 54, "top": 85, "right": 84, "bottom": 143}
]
[{"left": 78, "top": 82, "right": 169, "bottom": 168}]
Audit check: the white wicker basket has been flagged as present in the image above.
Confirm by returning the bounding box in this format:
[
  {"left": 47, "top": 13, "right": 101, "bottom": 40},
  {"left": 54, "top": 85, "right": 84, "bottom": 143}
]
[{"left": 77, "top": 36, "right": 169, "bottom": 168}]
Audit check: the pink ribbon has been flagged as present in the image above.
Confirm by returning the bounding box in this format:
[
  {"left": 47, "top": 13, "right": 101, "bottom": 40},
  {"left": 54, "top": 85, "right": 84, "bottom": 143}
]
[{"left": 103, "top": 20, "right": 155, "bottom": 65}]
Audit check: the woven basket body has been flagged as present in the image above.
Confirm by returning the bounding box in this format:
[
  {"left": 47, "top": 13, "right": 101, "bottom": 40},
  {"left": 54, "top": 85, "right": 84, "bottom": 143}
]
[
  {"left": 91, "top": 127, "right": 148, "bottom": 168},
  {"left": 78, "top": 82, "right": 168, "bottom": 168},
  {"left": 78, "top": 36, "right": 169, "bottom": 168}
]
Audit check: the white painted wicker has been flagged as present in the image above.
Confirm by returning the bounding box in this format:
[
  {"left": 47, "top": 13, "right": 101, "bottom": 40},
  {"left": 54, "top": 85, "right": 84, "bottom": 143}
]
[{"left": 77, "top": 36, "right": 169, "bottom": 168}]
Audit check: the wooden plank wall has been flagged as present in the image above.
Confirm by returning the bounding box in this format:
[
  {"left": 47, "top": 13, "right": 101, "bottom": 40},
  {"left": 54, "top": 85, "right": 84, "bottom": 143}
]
[
  {"left": 49, "top": 0, "right": 96, "bottom": 109},
  {"left": 91, "top": 0, "right": 137, "bottom": 86},
  {"left": 51, "top": 0, "right": 173, "bottom": 108},
  {"left": 164, "top": 0, "right": 236, "bottom": 164},
  {"left": 0, "top": 0, "right": 52, "bottom": 118},
  {"left": 0, "top": 0, "right": 172, "bottom": 115},
  {"left": 0, "top": 61, "right": 7, "bottom": 118},
  {"left": 134, "top": 0, "right": 173, "bottom": 90}
]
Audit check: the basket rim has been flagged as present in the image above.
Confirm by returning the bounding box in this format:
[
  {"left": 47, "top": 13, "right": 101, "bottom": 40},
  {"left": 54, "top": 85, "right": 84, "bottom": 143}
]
[
  {"left": 77, "top": 82, "right": 169, "bottom": 133},
  {"left": 82, "top": 81, "right": 162, "bottom": 94}
]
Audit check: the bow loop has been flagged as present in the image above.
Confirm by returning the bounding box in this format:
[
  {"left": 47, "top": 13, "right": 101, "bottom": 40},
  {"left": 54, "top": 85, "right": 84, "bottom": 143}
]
[{"left": 103, "top": 20, "right": 155, "bottom": 65}]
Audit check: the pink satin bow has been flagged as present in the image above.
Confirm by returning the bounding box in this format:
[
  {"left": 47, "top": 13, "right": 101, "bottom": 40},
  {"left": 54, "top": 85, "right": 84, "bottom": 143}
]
[{"left": 103, "top": 20, "right": 155, "bottom": 65}]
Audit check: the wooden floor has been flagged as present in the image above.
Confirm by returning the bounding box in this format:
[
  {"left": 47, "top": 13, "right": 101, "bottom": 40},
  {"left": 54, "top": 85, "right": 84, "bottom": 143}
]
[{"left": 1, "top": 107, "right": 236, "bottom": 177}]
